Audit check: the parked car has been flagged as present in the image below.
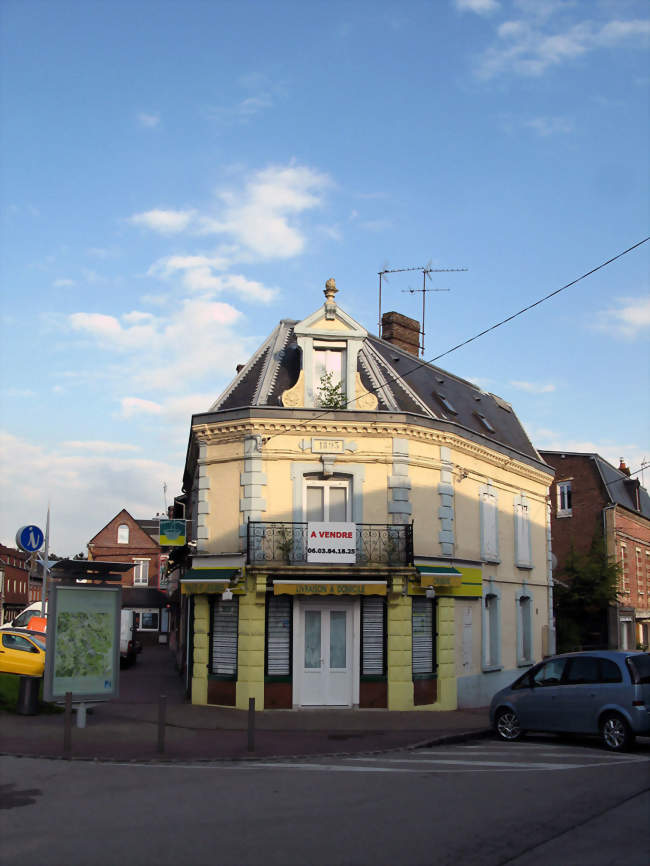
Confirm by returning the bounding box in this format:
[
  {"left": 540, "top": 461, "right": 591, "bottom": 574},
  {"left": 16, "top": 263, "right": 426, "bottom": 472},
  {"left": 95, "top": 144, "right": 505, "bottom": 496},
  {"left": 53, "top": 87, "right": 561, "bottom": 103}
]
[
  {"left": 490, "top": 651, "right": 650, "bottom": 752},
  {"left": 0, "top": 629, "right": 46, "bottom": 677}
]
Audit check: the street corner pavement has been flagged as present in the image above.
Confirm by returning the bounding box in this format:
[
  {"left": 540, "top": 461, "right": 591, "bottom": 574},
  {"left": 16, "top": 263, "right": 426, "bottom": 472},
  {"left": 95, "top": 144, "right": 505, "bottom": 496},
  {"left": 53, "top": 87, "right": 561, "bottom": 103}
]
[{"left": 0, "top": 646, "right": 492, "bottom": 762}]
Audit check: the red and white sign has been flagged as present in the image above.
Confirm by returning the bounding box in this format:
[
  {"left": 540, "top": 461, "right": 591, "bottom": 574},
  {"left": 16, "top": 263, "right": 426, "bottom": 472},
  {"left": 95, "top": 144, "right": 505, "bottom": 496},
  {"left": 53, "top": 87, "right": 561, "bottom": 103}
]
[{"left": 307, "top": 522, "right": 356, "bottom": 564}]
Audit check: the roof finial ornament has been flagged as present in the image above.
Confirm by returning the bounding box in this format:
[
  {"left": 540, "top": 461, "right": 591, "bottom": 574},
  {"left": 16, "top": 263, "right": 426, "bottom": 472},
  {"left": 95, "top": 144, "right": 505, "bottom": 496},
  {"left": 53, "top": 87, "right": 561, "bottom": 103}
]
[{"left": 324, "top": 277, "right": 338, "bottom": 319}]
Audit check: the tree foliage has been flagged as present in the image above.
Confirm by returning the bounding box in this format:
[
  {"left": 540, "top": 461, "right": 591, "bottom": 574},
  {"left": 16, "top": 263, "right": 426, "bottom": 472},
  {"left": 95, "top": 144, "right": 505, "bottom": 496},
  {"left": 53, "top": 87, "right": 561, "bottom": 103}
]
[
  {"left": 317, "top": 372, "right": 346, "bottom": 409},
  {"left": 554, "top": 535, "right": 620, "bottom": 652}
]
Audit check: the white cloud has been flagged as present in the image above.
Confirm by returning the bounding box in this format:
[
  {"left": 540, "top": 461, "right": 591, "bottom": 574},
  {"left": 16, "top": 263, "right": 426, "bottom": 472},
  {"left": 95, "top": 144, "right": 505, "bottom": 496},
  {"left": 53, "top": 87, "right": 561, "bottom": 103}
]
[
  {"left": 530, "top": 428, "right": 649, "bottom": 483},
  {"left": 129, "top": 209, "right": 196, "bottom": 234},
  {"left": 525, "top": 115, "right": 574, "bottom": 136},
  {"left": 0, "top": 430, "right": 179, "bottom": 556},
  {"left": 138, "top": 112, "right": 160, "bottom": 128},
  {"left": 120, "top": 397, "right": 163, "bottom": 417},
  {"left": 592, "top": 295, "right": 650, "bottom": 339},
  {"left": 509, "top": 380, "right": 556, "bottom": 394},
  {"left": 62, "top": 440, "right": 141, "bottom": 452},
  {"left": 53, "top": 278, "right": 75, "bottom": 288},
  {"left": 67, "top": 298, "right": 249, "bottom": 392},
  {"left": 455, "top": 0, "right": 500, "bottom": 14},
  {"left": 477, "top": 14, "right": 650, "bottom": 79},
  {"left": 131, "top": 163, "right": 331, "bottom": 265}
]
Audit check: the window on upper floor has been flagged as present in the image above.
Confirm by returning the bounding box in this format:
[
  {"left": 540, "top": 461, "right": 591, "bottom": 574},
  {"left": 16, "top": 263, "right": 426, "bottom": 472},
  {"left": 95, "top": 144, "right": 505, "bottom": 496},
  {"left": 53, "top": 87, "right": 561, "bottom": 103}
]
[
  {"left": 480, "top": 482, "right": 499, "bottom": 563},
  {"left": 304, "top": 476, "right": 351, "bottom": 522},
  {"left": 133, "top": 558, "right": 149, "bottom": 586},
  {"left": 556, "top": 481, "right": 572, "bottom": 517},
  {"left": 313, "top": 345, "right": 346, "bottom": 407},
  {"left": 117, "top": 524, "right": 130, "bottom": 544}
]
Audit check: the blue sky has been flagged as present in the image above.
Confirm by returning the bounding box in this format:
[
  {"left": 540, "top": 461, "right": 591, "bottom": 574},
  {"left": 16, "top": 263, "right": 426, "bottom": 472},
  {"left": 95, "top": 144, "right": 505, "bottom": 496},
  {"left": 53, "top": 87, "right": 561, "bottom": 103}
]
[{"left": 1, "top": 0, "right": 648, "bottom": 555}]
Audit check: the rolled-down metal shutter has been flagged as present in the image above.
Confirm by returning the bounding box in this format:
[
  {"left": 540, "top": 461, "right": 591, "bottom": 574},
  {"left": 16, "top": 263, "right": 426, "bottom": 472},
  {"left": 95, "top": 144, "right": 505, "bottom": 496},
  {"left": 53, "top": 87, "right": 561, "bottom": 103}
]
[
  {"left": 267, "top": 595, "right": 291, "bottom": 676},
  {"left": 362, "top": 596, "right": 385, "bottom": 675},
  {"left": 211, "top": 597, "right": 239, "bottom": 676},
  {"left": 412, "top": 596, "right": 434, "bottom": 675}
]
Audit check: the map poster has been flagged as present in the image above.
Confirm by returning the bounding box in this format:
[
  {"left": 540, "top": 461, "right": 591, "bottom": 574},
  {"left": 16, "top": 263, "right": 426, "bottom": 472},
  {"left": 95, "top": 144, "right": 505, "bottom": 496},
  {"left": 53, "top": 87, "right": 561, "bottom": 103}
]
[{"left": 43, "top": 585, "right": 121, "bottom": 703}]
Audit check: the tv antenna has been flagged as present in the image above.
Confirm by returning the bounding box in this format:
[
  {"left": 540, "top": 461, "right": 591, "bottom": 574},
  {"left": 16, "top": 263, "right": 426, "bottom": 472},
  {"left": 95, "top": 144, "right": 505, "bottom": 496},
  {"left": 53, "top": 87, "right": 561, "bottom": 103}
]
[{"left": 378, "top": 264, "right": 468, "bottom": 357}]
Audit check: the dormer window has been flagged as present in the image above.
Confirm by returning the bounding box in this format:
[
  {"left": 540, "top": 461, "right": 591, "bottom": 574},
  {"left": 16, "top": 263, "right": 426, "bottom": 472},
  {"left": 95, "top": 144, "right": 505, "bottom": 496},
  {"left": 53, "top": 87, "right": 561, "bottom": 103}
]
[
  {"left": 434, "top": 392, "right": 457, "bottom": 415},
  {"left": 117, "top": 524, "right": 129, "bottom": 544},
  {"left": 314, "top": 342, "right": 346, "bottom": 407},
  {"left": 474, "top": 411, "right": 496, "bottom": 433}
]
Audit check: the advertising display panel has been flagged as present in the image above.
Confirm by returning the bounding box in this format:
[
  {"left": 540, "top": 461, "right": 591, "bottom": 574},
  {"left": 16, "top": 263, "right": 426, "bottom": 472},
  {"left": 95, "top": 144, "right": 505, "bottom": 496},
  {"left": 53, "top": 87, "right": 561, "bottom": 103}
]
[
  {"left": 307, "top": 522, "right": 356, "bottom": 563},
  {"left": 43, "top": 585, "right": 121, "bottom": 703}
]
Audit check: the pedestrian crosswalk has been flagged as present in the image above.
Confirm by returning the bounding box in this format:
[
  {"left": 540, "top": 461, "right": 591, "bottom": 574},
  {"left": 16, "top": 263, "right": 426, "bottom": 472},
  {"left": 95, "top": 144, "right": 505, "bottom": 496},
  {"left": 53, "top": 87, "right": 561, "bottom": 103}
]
[{"left": 232, "top": 740, "right": 650, "bottom": 774}]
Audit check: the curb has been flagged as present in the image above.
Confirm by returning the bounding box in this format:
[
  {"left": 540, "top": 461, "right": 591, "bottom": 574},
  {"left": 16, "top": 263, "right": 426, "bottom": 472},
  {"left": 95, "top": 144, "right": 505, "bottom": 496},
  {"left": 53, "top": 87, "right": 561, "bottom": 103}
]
[{"left": 0, "top": 727, "right": 493, "bottom": 765}]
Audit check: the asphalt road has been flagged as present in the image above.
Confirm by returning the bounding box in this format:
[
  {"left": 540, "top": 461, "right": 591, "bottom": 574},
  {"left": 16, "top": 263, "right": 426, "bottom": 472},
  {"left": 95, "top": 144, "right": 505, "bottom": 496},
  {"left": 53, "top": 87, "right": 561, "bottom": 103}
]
[{"left": 1, "top": 736, "right": 649, "bottom": 866}]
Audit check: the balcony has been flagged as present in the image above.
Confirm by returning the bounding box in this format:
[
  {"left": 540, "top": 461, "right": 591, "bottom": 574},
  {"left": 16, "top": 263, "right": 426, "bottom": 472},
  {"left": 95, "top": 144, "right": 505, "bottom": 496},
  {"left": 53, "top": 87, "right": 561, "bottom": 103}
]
[{"left": 246, "top": 522, "right": 413, "bottom": 567}]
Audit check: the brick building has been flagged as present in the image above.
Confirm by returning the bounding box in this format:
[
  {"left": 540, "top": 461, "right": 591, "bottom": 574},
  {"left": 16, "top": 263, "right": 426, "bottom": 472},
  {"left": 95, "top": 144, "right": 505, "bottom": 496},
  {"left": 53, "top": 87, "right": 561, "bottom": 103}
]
[
  {"left": 87, "top": 509, "right": 170, "bottom": 645},
  {"left": 540, "top": 451, "right": 650, "bottom": 650},
  {"left": 0, "top": 545, "right": 41, "bottom": 624}
]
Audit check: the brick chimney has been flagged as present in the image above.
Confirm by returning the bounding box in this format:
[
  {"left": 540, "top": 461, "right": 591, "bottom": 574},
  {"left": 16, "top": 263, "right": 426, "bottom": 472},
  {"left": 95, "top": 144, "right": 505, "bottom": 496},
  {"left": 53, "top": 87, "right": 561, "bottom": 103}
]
[
  {"left": 381, "top": 311, "right": 421, "bottom": 356},
  {"left": 618, "top": 458, "right": 631, "bottom": 476}
]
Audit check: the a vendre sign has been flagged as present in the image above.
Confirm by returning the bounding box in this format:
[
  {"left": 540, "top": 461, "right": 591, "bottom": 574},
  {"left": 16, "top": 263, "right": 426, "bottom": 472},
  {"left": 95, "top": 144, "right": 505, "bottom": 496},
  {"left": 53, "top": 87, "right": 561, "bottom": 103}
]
[{"left": 307, "top": 522, "right": 356, "bottom": 564}]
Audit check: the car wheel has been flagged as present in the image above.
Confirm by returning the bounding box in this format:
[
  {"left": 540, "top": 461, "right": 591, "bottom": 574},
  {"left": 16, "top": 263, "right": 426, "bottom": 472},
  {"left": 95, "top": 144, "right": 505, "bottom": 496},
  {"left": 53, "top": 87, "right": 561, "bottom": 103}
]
[
  {"left": 600, "top": 713, "right": 635, "bottom": 752},
  {"left": 495, "top": 707, "right": 523, "bottom": 741}
]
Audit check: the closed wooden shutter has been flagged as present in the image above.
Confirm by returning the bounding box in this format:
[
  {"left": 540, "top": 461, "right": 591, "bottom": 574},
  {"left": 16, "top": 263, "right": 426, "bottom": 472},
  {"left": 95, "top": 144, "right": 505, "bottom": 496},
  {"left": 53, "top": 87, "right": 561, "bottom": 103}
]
[
  {"left": 266, "top": 595, "right": 291, "bottom": 676},
  {"left": 362, "top": 596, "right": 385, "bottom": 675},
  {"left": 412, "top": 596, "right": 434, "bottom": 675},
  {"left": 211, "top": 597, "right": 239, "bottom": 676}
]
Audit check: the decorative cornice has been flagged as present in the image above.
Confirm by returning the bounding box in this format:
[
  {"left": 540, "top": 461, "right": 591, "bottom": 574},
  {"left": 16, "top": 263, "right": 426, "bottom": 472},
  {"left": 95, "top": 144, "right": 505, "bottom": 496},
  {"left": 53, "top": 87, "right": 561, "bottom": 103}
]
[{"left": 191, "top": 416, "right": 552, "bottom": 486}]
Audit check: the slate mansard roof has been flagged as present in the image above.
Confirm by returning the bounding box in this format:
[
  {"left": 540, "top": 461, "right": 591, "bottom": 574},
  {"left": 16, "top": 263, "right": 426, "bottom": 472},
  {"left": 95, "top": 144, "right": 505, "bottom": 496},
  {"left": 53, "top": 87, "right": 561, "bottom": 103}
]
[
  {"left": 189, "top": 307, "right": 550, "bottom": 475},
  {"left": 541, "top": 451, "right": 650, "bottom": 519}
]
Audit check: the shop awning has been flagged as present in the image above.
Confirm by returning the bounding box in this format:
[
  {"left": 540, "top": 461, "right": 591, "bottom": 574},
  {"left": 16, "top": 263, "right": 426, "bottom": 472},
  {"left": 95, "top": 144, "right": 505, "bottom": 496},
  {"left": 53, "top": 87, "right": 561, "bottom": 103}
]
[
  {"left": 416, "top": 565, "right": 462, "bottom": 588},
  {"left": 181, "top": 568, "right": 240, "bottom": 595},
  {"left": 273, "top": 580, "right": 387, "bottom": 596}
]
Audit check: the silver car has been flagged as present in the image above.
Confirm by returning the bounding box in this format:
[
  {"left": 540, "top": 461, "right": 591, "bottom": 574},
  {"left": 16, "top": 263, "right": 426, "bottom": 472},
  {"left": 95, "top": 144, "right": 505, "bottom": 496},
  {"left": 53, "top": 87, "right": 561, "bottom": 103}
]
[{"left": 490, "top": 651, "right": 650, "bottom": 751}]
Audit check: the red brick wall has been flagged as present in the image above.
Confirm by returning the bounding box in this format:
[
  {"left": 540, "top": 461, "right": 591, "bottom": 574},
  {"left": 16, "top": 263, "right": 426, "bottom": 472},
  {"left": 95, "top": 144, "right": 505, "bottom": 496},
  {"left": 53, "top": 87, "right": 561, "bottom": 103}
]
[
  {"left": 542, "top": 454, "right": 607, "bottom": 574},
  {"left": 88, "top": 511, "right": 161, "bottom": 588},
  {"left": 614, "top": 508, "right": 650, "bottom": 614}
]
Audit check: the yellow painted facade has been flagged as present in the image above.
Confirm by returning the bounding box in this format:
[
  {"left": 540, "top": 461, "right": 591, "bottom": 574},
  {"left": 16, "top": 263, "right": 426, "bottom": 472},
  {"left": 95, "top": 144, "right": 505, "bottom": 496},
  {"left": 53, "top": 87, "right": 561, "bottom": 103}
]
[{"left": 184, "top": 289, "right": 554, "bottom": 711}]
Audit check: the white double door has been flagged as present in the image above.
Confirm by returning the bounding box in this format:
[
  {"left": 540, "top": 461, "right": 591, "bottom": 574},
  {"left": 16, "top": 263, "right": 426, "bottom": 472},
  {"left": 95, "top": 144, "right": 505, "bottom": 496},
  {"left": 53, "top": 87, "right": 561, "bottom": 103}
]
[{"left": 294, "top": 598, "right": 359, "bottom": 707}]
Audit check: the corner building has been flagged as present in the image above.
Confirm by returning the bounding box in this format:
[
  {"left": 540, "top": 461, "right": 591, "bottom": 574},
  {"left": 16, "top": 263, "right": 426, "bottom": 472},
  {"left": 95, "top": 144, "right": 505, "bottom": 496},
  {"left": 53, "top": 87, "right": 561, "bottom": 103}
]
[{"left": 180, "top": 281, "right": 554, "bottom": 710}]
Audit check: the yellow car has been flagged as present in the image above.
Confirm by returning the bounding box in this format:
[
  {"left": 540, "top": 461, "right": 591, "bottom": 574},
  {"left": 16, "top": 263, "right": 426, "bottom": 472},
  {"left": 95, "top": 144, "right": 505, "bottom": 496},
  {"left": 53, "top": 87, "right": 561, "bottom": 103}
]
[{"left": 0, "top": 629, "right": 46, "bottom": 677}]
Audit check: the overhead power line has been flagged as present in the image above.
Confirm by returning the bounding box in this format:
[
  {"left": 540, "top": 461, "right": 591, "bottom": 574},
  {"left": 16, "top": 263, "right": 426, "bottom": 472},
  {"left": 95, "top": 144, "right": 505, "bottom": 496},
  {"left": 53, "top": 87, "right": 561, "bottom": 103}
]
[{"left": 258, "top": 236, "right": 650, "bottom": 444}]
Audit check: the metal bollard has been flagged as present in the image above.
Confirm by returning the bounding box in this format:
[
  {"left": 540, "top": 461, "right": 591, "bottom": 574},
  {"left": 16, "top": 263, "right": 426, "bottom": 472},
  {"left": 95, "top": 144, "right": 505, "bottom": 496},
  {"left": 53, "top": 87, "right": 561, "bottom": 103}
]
[
  {"left": 157, "top": 694, "right": 167, "bottom": 754},
  {"left": 247, "top": 697, "right": 255, "bottom": 752},
  {"left": 63, "top": 691, "right": 72, "bottom": 759}
]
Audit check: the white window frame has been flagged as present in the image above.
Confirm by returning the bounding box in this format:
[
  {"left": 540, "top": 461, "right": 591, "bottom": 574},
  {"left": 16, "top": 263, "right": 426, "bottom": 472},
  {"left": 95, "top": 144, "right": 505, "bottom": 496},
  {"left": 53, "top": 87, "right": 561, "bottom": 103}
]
[
  {"left": 303, "top": 476, "right": 352, "bottom": 522},
  {"left": 479, "top": 481, "right": 499, "bottom": 563},
  {"left": 514, "top": 493, "right": 532, "bottom": 569},
  {"left": 132, "top": 558, "right": 150, "bottom": 586},
  {"left": 516, "top": 586, "right": 533, "bottom": 667},
  {"left": 556, "top": 480, "right": 572, "bottom": 517},
  {"left": 136, "top": 608, "right": 159, "bottom": 631},
  {"left": 313, "top": 343, "right": 347, "bottom": 407},
  {"left": 117, "top": 523, "right": 130, "bottom": 544},
  {"left": 482, "top": 581, "right": 501, "bottom": 671}
]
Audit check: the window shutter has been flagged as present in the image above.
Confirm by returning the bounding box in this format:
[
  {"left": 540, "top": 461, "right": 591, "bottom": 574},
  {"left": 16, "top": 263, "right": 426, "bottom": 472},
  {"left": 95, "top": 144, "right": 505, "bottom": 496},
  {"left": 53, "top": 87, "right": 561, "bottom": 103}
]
[
  {"left": 266, "top": 595, "right": 291, "bottom": 676},
  {"left": 480, "top": 483, "right": 498, "bottom": 562},
  {"left": 412, "top": 596, "right": 434, "bottom": 675},
  {"left": 211, "top": 597, "right": 239, "bottom": 676},
  {"left": 361, "top": 596, "right": 385, "bottom": 675}
]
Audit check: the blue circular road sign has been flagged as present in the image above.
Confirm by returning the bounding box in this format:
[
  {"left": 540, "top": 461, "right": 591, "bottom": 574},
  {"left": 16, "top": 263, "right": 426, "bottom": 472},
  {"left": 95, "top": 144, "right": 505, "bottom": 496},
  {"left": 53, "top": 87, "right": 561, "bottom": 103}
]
[{"left": 16, "top": 525, "right": 45, "bottom": 552}]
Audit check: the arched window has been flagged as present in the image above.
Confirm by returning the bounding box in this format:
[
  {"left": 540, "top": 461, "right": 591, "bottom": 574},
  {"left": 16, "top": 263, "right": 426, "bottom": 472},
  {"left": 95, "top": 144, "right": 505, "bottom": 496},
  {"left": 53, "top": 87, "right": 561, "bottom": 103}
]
[{"left": 117, "top": 524, "right": 129, "bottom": 544}]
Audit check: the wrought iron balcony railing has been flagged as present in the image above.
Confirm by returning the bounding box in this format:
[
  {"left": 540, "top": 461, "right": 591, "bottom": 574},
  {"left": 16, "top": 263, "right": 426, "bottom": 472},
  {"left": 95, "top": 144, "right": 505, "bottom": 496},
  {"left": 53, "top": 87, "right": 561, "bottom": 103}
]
[{"left": 246, "top": 521, "right": 413, "bottom": 567}]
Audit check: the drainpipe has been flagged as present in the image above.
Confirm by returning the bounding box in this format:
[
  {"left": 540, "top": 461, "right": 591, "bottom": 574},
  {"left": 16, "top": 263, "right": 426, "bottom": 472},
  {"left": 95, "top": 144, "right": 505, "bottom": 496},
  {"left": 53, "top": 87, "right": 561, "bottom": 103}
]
[
  {"left": 546, "top": 500, "right": 556, "bottom": 656},
  {"left": 603, "top": 504, "right": 618, "bottom": 648}
]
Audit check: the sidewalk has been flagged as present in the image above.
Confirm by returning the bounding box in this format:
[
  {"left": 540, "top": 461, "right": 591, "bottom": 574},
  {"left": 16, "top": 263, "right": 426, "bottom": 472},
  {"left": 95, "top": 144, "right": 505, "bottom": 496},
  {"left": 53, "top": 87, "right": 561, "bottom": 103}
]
[{"left": 0, "top": 645, "right": 492, "bottom": 762}]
